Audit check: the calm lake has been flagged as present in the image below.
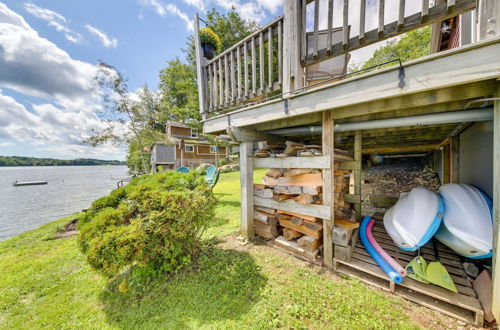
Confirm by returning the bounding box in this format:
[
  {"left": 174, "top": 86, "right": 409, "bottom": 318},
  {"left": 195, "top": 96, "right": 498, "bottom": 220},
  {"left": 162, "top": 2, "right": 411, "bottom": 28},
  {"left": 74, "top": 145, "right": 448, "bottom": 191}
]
[{"left": 0, "top": 166, "right": 129, "bottom": 241}]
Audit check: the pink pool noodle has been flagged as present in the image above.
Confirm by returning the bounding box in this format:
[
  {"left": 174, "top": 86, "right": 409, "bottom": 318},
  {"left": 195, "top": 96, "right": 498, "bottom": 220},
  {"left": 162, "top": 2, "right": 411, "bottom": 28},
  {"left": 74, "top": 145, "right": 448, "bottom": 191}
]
[{"left": 367, "top": 219, "right": 407, "bottom": 277}]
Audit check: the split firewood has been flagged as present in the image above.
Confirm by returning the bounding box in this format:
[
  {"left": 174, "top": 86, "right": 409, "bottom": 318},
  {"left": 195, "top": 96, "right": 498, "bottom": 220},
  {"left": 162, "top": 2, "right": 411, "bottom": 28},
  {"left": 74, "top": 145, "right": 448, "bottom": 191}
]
[
  {"left": 254, "top": 152, "right": 270, "bottom": 157},
  {"left": 262, "top": 176, "right": 279, "bottom": 187},
  {"left": 254, "top": 221, "right": 278, "bottom": 239},
  {"left": 290, "top": 216, "right": 303, "bottom": 225},
  {"left": 254, "top": 211, "right": 278, "bottom": 225},
  {"left": 253, "top": 184, "right": 266, "bottom": 190},
  {"left": 274, "top": 236, "right": 319, "bottom": 259},
  {"left": 277, "top": 214, "right": 291, "bottom": 221},
  {"left": 294, "top": 194, "right": 320, "bottom": 205},
  {"left": 297, "top": 235, "right": 322, "bottom": 252},
  {"left": 276, "top": 173, "right": 322, "bottom": 187},
  {"left": 278, "top": 218, "right": 322, "bottom": 239},
  {"left": 277, "top": 210, "right": 316, "bottom": 222},
  {"left": 255, "top": 206, "right": 275, "bottom": 214},
  {"left": 273, "top": 194, "right": 294, "bottom": 201},
  {"left": 265, "top": 169, "right": 283, "bottom": 179},
  {"left": 285, "top": 141, "right": 304, "bottom": 148},
  {"left": 283, "top": 228, "right": 303, "bottom": 241},
  {"left": 301, "top": 186, "right": 321, "bottom": 195},
  {"left": 273, "top": 186, "right": 302, "bottom": 195},
  {"left": 282, "top": 168, "right": 312, "bottom": 177},
  {"left": 254, "top": 189, "right": 273, "bottom": 199}
]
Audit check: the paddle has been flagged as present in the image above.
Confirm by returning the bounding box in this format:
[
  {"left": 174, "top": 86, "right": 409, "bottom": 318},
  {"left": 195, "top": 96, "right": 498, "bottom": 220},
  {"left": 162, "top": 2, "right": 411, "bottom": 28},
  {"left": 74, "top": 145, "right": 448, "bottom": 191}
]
[{"left": 426, "top": 240, "right": 457, "bottom": 292}]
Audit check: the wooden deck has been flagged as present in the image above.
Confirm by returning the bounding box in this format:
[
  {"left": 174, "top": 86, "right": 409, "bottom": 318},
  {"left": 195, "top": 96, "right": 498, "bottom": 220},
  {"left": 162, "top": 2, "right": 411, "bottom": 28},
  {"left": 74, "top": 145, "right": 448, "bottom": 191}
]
[{"left": 335, "top": 220, "right": 484, "bottom": 326}]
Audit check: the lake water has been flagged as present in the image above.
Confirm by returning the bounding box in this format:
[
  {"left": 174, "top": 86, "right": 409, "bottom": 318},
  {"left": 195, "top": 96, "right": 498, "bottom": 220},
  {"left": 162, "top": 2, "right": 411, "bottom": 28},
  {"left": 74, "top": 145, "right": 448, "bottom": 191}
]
[{"left": 0, "top": 166, "right": 129, "bottom": 241}]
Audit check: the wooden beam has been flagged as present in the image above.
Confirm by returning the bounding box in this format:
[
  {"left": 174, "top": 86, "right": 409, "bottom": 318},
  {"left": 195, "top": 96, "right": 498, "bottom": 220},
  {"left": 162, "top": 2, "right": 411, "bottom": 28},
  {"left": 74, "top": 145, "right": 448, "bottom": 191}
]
[
  {"left": 203, "top": 39, "right": 500, "bottom": 133},
  {"left": 254, "top": 196, "right": 331, "bottom": 219},
  {"left": 240, "top": 142, "right": 254, "bottom": 239},
  {"left": 227, "top": 126, "right": 285, "bottom": 144},
  {"left": 492, "top": 81, "right": 500, "bottom": 323},
  {"left": 322, "top": 110, "right": 334, "bottom": 268},
  {"left": 354, "top": 133, "right": 362, "bottom": 220},
  {"left": 254, "top": 156, "right": 331, "bottom": 169}
]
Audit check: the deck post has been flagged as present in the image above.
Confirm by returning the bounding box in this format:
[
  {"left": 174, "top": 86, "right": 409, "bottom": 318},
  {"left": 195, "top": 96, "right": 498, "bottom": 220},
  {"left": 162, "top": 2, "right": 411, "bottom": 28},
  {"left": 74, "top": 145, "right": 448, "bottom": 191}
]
[
  {"left": 478, "top": 0, "right": 500, "bottom": 40},
  {"left": 492, "top": 81, "right": 500, "bottom": 323},
  {"left": 194, "top": 13, "right": 207, "bottom": 120},
  {"left": 282, "top": 0, "right": 304, "bottom": 97},
  {"left": 240, "top": 141, "right": 254, "bottom": 239},
  {"left": 451, "top": 137, "right": 459, "bottom": 183},
  {"left": 354, "top": 133, "right": 362, "bottom": 220},
  {"left": 322, "top": 110, "right": 334, "bottom": 268}
]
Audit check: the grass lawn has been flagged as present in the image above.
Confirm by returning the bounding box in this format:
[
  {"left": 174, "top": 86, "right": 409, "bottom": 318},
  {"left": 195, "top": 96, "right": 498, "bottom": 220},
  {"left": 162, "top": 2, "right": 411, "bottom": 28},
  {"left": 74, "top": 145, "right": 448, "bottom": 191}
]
[{"left": 0, "top": 170, "right": 457, "bottom": 329}]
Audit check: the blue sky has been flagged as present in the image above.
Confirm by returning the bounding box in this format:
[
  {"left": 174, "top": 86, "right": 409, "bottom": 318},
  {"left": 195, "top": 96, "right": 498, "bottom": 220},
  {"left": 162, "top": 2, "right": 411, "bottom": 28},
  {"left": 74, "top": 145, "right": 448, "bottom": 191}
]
[
  {"left": 0, "top": 0, "right": 281, "bottom": 160},
  {"left": 0, "top": 0, "right": 412, "bottom": 160}
]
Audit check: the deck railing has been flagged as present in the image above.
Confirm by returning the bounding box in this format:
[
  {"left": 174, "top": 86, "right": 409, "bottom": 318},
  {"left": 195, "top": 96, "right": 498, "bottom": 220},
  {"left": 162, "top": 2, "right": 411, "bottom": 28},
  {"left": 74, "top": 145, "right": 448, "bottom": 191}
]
[{"left": 195, "top": 0, "right": 482, "bottom": 120}]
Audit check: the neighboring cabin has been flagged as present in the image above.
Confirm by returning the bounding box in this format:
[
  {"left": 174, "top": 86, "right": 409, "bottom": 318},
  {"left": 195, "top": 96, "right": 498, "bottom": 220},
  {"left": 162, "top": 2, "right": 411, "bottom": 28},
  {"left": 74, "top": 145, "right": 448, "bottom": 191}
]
[{"left": 151, "top": 121, "right": 226, "bottom": 172}]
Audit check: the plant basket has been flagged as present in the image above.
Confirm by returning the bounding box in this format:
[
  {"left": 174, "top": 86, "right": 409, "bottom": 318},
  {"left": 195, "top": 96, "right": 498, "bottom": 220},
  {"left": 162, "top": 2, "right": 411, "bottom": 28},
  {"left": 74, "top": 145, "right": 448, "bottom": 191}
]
[{"left": 202, "top": 42, "right": 216, "bottom": 60}]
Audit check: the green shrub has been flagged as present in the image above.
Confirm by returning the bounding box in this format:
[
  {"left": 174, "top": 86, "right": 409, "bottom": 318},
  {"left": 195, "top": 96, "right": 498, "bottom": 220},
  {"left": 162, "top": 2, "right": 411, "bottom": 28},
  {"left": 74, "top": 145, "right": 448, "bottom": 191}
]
[
  {"left": 199, "top": 27, "right": 222, "bottom": 51},
  {"left": 78, "top": 171, "right": 216, "bottom": 289}
]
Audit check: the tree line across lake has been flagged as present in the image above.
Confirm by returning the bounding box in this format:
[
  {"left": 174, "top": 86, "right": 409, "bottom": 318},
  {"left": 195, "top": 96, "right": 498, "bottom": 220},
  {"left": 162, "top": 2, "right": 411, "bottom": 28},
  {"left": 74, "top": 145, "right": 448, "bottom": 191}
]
[{"left": 0, "top": 156, "right": 125, "bottom": 167}]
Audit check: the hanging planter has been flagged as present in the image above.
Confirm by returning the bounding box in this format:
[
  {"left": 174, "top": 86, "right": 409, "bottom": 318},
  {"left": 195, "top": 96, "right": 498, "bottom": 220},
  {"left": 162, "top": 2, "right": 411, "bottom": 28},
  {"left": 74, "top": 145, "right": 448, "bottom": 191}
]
[{"left": 199, "top": 27, "right": 221, "bottom": 60}]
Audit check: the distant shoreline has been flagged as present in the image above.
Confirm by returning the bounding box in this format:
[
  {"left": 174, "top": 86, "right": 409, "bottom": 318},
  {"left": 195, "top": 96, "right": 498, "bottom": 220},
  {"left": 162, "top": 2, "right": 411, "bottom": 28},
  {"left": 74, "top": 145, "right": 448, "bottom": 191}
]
[{"left": 0, "top": 156, "right": 126, "bottom": 167}]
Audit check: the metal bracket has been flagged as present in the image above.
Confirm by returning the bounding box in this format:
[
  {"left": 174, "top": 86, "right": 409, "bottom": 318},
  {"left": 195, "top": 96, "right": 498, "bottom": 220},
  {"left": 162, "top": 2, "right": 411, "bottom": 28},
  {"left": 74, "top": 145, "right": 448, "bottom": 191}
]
[{"left": 284, "top": 99, "right": 289, "bottom": 115}]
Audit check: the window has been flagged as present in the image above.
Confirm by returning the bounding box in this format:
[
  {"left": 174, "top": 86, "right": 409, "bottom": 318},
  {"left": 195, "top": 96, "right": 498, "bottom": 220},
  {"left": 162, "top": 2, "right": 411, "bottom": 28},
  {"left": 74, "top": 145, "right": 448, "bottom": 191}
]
[
  {"left": 210, "top": 146, "right": 218, "bottom": 153},
  {"left": 185, "top": 144, "right": 194, "bottom": 153},
  {"left": 191, "top": 129, "right": 198, "bottom": 138}
]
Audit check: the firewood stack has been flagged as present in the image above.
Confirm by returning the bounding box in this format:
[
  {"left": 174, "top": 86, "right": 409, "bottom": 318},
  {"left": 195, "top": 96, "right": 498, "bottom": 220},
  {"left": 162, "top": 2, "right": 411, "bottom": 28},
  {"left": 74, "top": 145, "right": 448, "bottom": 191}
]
[{"left": 253, "top": 145, "right": 354, "bottom": 260}]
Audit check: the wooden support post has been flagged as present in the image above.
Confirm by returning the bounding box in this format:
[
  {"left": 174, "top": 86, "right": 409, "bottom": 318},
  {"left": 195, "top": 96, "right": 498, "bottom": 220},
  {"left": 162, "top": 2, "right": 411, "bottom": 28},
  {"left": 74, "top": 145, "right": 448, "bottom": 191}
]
[
  {"left": 354, "top": 133, "right": 362, "bottom": 220},
  {"left": 322, "top": 110, "right": 334, "bottom": 269},
  {"left": 478, "top": 0, "right": 500, "bottom": 41},
  {"left": 492, "top": 81, "right": 500, "bottom": 323},
  {"left": 451, "top": 136, "right": 459, "bottom": 183},
  {"left": 433, "top": 150, "right": 439, "bottom": 174},
  {"left": 442, "top": 143, "right": 451, "bottom": 184},
  {"left": 240, "top": 141, "right": 254, "bottom": 239}
]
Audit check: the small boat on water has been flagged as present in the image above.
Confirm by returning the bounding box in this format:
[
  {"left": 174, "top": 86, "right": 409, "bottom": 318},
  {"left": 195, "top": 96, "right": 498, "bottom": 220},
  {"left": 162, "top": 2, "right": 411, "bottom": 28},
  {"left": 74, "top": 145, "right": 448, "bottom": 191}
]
[{"left": 12, "top": 180, "right": 48, "bottom": 186}]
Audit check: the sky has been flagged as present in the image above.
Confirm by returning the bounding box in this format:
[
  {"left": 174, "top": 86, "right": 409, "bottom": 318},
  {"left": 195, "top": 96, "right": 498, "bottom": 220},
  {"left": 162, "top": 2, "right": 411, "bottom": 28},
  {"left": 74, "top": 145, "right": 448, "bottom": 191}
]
[{"left": 0, "top": 0, "right": 419, "bottom": 161}]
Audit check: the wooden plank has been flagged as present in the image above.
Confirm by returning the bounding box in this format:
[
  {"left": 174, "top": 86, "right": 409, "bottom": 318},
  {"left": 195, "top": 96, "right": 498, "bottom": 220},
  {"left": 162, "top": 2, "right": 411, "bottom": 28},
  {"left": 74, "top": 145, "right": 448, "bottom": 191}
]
[
  {"left": 322, "top": 110, "right": 335, "bottom": 268},
  {"left": 447, "top": 0, "right": 456, "bottom": 9},
  {"left": 208, "top": 64, "right": 213, "bottom": 111},
  {"left": 301, "top": 0, "right": 307, "bottom": 63},
  {"left": 378, "top": 0, "right": 385, "bottom": 34},
  {"left": 203, "top": 38, "right": 499, "bottom": 133},
  {"left": 277, "top": 210, "right": 317, "bottom": 222},
  {"left": 283, "top": 227, "right": 303, "bottom": 240},
  {"left": 344, "top": 193, "right": 361, "bottom": 204},
  {"left": 244, "top": 41, "right": 248, "bottom": 98},
  {"left": 259, "top": 31, "right": 265, "bottom": 93},
  {"left": 254, "top": 196, "right": 331, "bottom": 219},
  {"left": 277, "top": 20, "right": 283, "bottom": 86},
  {"left": 478, "top": 0, "right": 500, "bottom": 41},
  {"left": 251, "top": 36, "right": 257, "bottom": 96},
  {"left": 451, "top": 136, "right": 459, "bottom": 183},
  {"left": 237, "top": 46, "right": 241, "bottom": 100},
  {"left": 279, "top": 218, "right": 323, "bottom": 239},
  {"left": 268, "top": 26, "right": 273, "bottom": 91},
  {"left": 398, "top": 0, "right": 405, "bottom": 27},
  {"left": 224, "top": 54, "right": 229, "bottom": 105},
  {"left": 354, "top": 133, "right": 362, "bottom": 220},
  {"left": 276, "top": 173, "right": 322, "bottom": 187},
  {"left": 240, "top": 141, "right": 254, "bottom": 239},
  {"left": 492, "top": 81, "right": 500, "bottom": 323},
  {"left": 270, "top": 239, "right": 322, "bottom": 264},
  {"left": 422, "top": 0, "right": 429, "bottom": 19},
  {"left": 218, "top": 57, "right": 223, "bottom": 107},
  {"left": 343, "top": 0, "right": 349, "bottom": 46},
  {"left": 359, "top": 0, "right": 366, "bottom": 40},
  {"left": 227, "top": 126, "right": 285, "bottom": 144},
  {"left": 337, "top": 161, "right": 361, "bottom": 170},
  {"left": 313, "top": 0, "right": 319, "bottom": 58},
  {"left": 230, "top": 50, "right": 236, "bottom": 103},
  {"left": 327, "top": 0, "right": 334, "bottom": 51},
  {"left": 254, "top": 189, "right": 273, "bottom": 198},
  {"left": 254, "top": 156, "right": 330, "bottom": 169}
]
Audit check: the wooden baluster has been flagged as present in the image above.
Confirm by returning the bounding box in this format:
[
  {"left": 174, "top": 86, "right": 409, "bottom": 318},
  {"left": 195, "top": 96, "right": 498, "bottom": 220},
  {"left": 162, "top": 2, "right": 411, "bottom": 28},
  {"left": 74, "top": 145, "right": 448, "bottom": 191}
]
[
  {"left": 447, "top": 0, "right": 456, "bottom": 9},
  {"left": 313, "top": 0, "right": 319, "bottom": 59},
  {"left": 422, "top": 0, "right": 429, "bottom": 20},
  {"left": 224, "top": 54, "right": 229, "bottom": 105},
  {"left": 244, "top": 40, "right": 249, "bottom": 98},
  {"left": 327, "top": 0, "right": 334, "bottom": 53},
  {"left": 252, "top": 36, "right": 257, "bottom": 96},
  {"left": 259, "top": 31, "right": 265, "bottom": 94},
  {"left": 343, "top": 0, "right": 349, "bottom": 47},
  {"left": 301, "top": 0, "right": 307, "bottom": 62},
  {"left": 218, "top": 57, "right": 223, "bottom": 107},
  {"left": 268, "top": 25, "right": 273, "bottom": 91},
  {"left": 379, "top": 0, "right": 385, "bottom": 35},
  {"left": 230, "top": 50, "right": 236, "bottom": 103},
  {"left": 208, "top": 65, "right": 213, "bottom": 111},
  {"left": 360, "top": 0, "right": 366, "bottom": 40},
  {"left": 278, "top": 20, "right": 283, "bottom": 87},
  {"left": 398, "top": 0, "right": 405, "bottom": 28},
  {"left": 203, "top": 67, "right": 209, "bottom": 112},
  {"left": 213, "top": 62, "right": 218, "bottom": 109},
  {"left": 237, "top": 46, "right": 242, "bottom": 100}
]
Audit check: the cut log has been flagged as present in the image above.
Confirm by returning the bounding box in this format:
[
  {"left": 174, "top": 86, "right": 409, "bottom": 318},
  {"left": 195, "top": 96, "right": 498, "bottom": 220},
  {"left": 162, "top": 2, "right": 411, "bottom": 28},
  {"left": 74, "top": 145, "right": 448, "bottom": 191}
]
[
  {"left": 473, "top": 270, "right": 494, "bottom": 322},
  {"left": 253, "top": 183, "right": 266, "bottom": 190},
  {"left": 276, "top": 173, "right": 322, "bottom": 187},
  {"left": 254, "top": 221, "right": 278, "bottom": 239},
  {"left": 276, "top": 210, "right": 317, "bottom": 222},
  {"left": 301, "top": 186, "right": 321, "bottom": 195},
  {"left": 254, "top": 210, "right": 277, "bottom": 225},
  {"left": 254, "top": 189, "right": 273, "bottom": 198},
  {"left": 283, "top": 168, "right": 312, "bottom": 177},
  {"left": 255, "top": 206, "right": 275, "bottom": 214},
  {"left": 290, "top": 216, "right": 303, "bottom": 225},
  {"left": 335, "top": 218, "right": 360, "bottom": 230},
  {"left": 274, "top": 236, "right": 319, "bottom": 259},
  {"left": 274, "top": 186, "right": 302, "bottom": 195},
  {"left": 273, "top": 194, "right": 294, "bottom": 201},
  {"left": 297, "top": 235, "right": 322, "bottom": 252},
  {"left": 277, "top": 213, "right": 291, "bottom": 221},
  {"left": 262, "top": 176, "right": 279, "bottom": 187},
  {"left": 332, "top": 226, "right": 354, "bottom": 247},
  {"left": 294, "top": 194, "right": 320, "bottom": 205},
  {"left": 265, "top": 169, "right": 283, "bottom": 179},
  {"left": 279, "top": 218, "right": 323, "bottom": 239},
  {"left": 283, "top": 228, "right": 303, "bottom": 240}
]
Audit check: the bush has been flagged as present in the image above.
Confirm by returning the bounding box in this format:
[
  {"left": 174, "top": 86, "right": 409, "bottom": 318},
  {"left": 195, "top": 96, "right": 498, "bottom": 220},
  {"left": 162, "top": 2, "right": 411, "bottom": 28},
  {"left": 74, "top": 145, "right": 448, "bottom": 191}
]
[{"left": 78, "top": 171, "right": 216, "bottom": 289}]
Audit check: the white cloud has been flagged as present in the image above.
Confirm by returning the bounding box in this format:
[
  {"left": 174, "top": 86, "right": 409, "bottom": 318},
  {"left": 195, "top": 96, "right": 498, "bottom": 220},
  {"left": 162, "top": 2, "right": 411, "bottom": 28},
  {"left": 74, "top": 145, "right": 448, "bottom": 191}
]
[
  {"left": 23, "top": 2, "right": 83, "bottom": 43},
  {"left": 140, "top": 0, "right": 194, "bottom": 31},
  {"left": 0, "top": 141, "right": 13, "bottom": 147},
  {"left": 84, "top": 24, "right": 118, "bottom": 48},
  {"left": 183, "top": 0, "right": 207, "bottom": 12}
]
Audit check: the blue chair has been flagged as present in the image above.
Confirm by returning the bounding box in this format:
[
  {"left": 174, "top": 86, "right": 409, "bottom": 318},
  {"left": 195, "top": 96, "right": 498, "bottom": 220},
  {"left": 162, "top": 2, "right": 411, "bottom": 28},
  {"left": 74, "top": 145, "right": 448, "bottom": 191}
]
[
  {"left": 205, "top": 165, "right": 220, "bottom": 190},
  {"left": 175, "top": 166, "right": 190, "bottom": 174}
]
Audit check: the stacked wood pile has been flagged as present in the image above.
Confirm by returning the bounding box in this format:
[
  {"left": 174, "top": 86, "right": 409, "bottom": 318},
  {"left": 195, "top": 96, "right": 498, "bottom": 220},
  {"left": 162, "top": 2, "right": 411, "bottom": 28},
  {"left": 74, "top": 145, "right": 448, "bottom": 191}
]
[{"left": 254, "top": 141, "right": 323, "bottom": 158}]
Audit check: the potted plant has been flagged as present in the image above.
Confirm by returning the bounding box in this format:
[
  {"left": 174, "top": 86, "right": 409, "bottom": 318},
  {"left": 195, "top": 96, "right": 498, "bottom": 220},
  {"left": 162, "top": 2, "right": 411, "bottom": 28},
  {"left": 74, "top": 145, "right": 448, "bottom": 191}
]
[{"left": 199, "top": 27, "right": 221, "bottom": 60}]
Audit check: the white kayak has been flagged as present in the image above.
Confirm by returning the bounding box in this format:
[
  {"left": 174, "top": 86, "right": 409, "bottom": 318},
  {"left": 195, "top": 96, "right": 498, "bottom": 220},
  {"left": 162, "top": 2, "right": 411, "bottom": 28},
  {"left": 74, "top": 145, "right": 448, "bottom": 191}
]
[
  {"left": 436, "top": 184, "right": 492, "bottom": 259},
  {"left": 384, "top": 187, "right": 444, "bottom": 251}
]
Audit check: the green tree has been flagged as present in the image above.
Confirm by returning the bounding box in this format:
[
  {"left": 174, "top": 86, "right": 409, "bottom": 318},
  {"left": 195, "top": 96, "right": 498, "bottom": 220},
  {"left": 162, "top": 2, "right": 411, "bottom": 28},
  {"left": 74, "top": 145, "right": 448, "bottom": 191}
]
[{"left": 362, "top": 26, "right": 432, "bottom": 70}]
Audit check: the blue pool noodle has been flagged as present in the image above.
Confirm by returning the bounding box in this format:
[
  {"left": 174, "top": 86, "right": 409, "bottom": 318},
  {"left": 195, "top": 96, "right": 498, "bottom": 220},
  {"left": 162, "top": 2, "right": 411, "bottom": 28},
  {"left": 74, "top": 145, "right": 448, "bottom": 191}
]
[{"left": 359, "top": 216, "right": 403, "bottom": 284}]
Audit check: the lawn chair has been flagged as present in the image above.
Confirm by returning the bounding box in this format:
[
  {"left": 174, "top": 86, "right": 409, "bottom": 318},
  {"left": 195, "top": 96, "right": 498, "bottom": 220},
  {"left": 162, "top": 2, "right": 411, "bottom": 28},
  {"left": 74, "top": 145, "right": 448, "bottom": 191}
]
[
  {"left": 205, "top": 165, "right": 220, "bottom": 190},
  {"left": 175, "top": 166, "right": 190, "bottom": 174}
]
